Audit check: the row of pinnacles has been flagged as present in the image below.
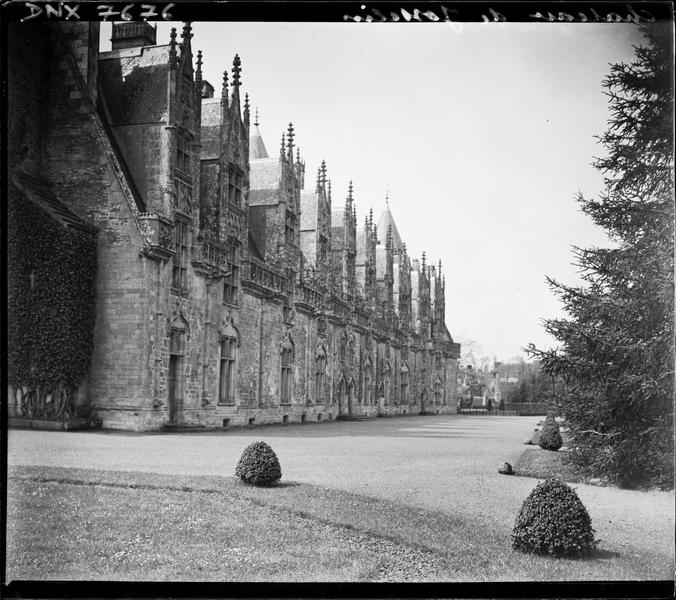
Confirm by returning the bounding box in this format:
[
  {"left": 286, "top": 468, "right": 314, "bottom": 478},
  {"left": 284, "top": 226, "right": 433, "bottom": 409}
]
[{"left": 7, "top": 20, "right": 460, "bottom": 431}]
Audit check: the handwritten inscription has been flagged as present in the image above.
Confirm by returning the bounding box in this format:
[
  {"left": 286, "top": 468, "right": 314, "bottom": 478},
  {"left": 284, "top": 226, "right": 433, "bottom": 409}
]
[
  {"left": 342, "top": 4, "right": 654, "bottom": 24},
  {"left": 343, "top": 5, "right": 506, "bottom": 23},
  {"left": 20, "top": 1, "right": 175, "bottom": 22},
  {"left": 531, "top": 5, "right": 655, "bottom": 23}
]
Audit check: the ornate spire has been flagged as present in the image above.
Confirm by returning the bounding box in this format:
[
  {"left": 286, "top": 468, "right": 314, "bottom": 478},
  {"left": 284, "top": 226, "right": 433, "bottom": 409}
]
[
  {"left": 195, "top": 50, "right": 203, "bottom": 82},
  {"left": 348, "top": 180, "right": 353, "bottom": 202},
  {"left": 320, "top": 160, "right": 327, "bottom": 188},
  {"left": 180, "top": 22, "right": 192, "bottom": 49},
  {"left": 286, "top": 122, "right": 294, "bottom": 160},
  {"left": 244, "top": 93, "right": 250, "bottom": 123},
  {"left": 316, "top": 167, "right": 322, "bottom": 192},
  {"left": 280, "top": 132, "right": 286, "bottom": 158},
  {"left": 328, "top": 179, "right": 332, "bottom": 204},
  {"left": 221, "top": 70, "right": 229, "bottom": 103},
  {"left": 422, "top": 251, "right": 426, "bottom": 271},
  {"left": 296, "top": 147, "right": 301, "bottom": 163},
  {"left": 232, "top": 54, "right": 242, "bottom": 87},
  {"left": 368, "top": 208, "right": 373, "bottom": 228},
  {"left": 438, "top": 259, "right": 442, "bottom": 275},
  {"left": 254, "top": 106, "right": 259, "bottom": 127},
  {"left": 169, "top": 28, "right": 178, "bottom": 69}
]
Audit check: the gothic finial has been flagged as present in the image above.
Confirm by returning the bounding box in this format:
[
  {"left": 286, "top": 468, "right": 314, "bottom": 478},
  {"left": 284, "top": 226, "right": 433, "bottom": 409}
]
[
  {"left": 348, "top": 180, "right": 353, "bottom": 202},
  {"left": 232, "top": 54, "right": 242, "bottom": 87},
  {"left": 280, "top": 132, "right": 286, "bottom": 158},
  {"left": 181, "top": 22, "right": 192, "bottom": 48},
  {"left": 316, "top": 167, "right": 322, "bottom": 192},
  {"left": 169, "top": 28, "right": 178, "bottom": 69},
  {"left": 254, "top": 106, "right": 259, "bottom": 127},
  {"left": 422, "top": 251, "right": 426, "bottom": 270},
  {"left": 385, "top": 186, "right": 389, "bottom": 206},
  {"left": 244, "top": 93, "right": 250, "bottom": 122},
  {"left": 296, "top": 147, "right": 301, "bottom": 163},
  {"left": 221, "top": 70, "right": 229, "bottom": 100},
  {"left": 286, "top": 123, "right": 295, "bottom": 159},
  {"left": 320, "top": 160, "right": 327, "bottom": 187},
  {"left": 402, "top": 242, "right": 407, "bottom": 256},
  {"left": 438, "top": 259, "right": 442, "bottom": 275},
  {"left": 328, "top": 179, "right": 332, "bottom": 203},
  {"left": 195, "top": 50, "right": 203, "bottom": 82},
  {"left": 368, "top": 207, "right": 373, "bottom": 226}
]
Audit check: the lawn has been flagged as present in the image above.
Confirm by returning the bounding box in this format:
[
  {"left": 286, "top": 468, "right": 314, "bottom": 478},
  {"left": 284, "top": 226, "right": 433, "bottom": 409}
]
[{"left": 6, "top": 465, "right": 673, "bottom": 582}]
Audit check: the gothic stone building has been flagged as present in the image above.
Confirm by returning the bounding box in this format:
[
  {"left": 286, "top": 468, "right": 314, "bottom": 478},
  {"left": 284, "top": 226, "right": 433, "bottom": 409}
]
[{"left": 7, "top": 21, "right": 460, "bottom": 431}]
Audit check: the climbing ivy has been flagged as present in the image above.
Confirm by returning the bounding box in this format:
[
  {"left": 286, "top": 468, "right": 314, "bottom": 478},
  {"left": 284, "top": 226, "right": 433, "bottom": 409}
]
[{"left": 8, "top": 187, "right": 97, "bottom": 419}]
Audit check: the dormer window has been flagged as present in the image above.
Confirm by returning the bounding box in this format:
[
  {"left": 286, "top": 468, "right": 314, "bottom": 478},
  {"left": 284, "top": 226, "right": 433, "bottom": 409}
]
[
  {"left": 182, "top": 74, "right": 193, "bottom": 109},
  {"left": 176, "top": 131, "right": 191, "bottom": 175},
  {"left": 285, "top": 210, "right": 296, "bottom": 244},
  {"left": 227, "top": 164, "right": 243, "bottom": 208}
]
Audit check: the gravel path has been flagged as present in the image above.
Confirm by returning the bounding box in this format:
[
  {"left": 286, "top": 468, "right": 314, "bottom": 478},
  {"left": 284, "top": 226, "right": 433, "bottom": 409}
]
[{"left": 8, "top": 414, "right": 674, "bottom": 561}]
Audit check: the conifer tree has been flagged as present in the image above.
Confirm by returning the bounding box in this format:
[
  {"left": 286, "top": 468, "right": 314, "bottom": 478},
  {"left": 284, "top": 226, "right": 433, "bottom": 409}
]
[{"left": 528, "top": 26, "right": 674, "bottom": 489}]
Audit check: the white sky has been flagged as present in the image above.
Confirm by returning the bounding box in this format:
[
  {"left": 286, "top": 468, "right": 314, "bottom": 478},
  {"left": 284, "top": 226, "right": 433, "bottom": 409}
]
[{"left": 102, "top": 21, "right": 645, "bottom": 362}]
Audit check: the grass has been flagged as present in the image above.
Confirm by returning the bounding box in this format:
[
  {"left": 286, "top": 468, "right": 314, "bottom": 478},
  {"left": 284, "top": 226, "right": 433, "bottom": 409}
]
[
  {"left": 513, "top": 447, "right": 588, "bottom": 484},
  {"left": 6, "top": 465, "right": 672, "bottom": 582}
]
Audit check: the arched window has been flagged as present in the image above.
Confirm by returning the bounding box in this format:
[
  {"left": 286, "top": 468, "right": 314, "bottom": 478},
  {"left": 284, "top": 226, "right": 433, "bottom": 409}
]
[
  {"left": 315, "top": 347, "right": 326, "bottom": 403},
  {"left": 281, "top": 337, "right": 294, "bottom": 404},
  {"left": 363, "top": 359, "right": 372, "bottom": 405},
  {"left": 219, "top": 336, "right": 237, "bottom": 404},
  {"left": 400, "top": 363, "right": 410, "bottom": 404}
]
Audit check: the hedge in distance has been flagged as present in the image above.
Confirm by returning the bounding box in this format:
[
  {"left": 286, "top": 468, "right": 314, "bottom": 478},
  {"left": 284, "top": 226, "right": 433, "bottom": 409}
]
[
  {"left": 235, "top": 441, "right": 282, "bottom": 486},
  {"left": 539, "top": 422, "right": 563, "bottom": 451},
  {"left": 512, "top": 478, "right": 597, "bottom": 557}
]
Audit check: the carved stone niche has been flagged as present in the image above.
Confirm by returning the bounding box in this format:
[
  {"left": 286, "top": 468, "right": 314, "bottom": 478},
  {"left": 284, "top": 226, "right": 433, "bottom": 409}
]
[{"left": 139, "top": 213, "right": 175, "bottom": 262}]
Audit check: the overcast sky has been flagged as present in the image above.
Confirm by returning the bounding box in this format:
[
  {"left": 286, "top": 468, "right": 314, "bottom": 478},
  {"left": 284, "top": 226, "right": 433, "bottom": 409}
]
[{"left": 102, "top": 21, "right": 645, "bottom": 362}]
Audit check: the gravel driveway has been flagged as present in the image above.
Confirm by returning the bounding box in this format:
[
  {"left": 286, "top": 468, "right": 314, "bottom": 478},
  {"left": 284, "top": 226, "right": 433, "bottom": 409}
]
[{"left": 8, "top": 414, "right": 674, "bottom": 560}]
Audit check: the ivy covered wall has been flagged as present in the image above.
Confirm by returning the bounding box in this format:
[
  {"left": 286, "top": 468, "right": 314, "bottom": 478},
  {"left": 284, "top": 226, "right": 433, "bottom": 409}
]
[{"left": 8, "top": 187, "right": 97, "bottom": 419}]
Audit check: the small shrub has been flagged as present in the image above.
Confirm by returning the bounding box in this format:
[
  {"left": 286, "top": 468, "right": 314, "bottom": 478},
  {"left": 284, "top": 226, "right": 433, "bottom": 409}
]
[
  {"left": 512, "top": 478, "right": 597, "bottom": 557},
  {"left": 545, "top": 412, "right": 558, "bottom": 427},
  {"left": 539, "top": 422, "right": 563, "bottom": 451},
  {"left": 498, "top": 462, "right": 513, "bottom": 475},
  {"left": 235, "top": 441, "right": 282, "bottom": 486}
]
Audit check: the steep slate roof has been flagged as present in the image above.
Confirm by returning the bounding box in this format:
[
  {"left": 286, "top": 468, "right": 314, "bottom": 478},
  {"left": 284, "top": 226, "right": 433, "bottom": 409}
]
[
  {"left": 249, "top": 158, "right": 282, "bottom": 195},
  {"left": 300, "top": 190, "right": 319, "bottom": 230},
  {"left": 376, "top": 202, "right": 404, "bottom": 251},
  {"left": 249, "top": 124, "right": 269, "bottom": 160},
  {"left": 12, "top": 172, "right": 97, "bottom": 234}
]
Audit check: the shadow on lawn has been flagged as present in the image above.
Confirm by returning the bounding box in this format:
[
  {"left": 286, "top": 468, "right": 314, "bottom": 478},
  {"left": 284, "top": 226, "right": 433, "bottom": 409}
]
[{"left": 82, "top": 415, "right": 514, "bottom": 439}]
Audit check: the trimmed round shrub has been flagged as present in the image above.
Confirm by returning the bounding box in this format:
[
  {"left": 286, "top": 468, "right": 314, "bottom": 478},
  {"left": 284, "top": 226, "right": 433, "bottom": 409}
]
[
  {"left": 545, "top": 412, "right": 558, "bottom": 427},
  {"left": 498, "top": 462, "right": 513, "bottom": 475},
  {"left": 235, "top": 441, "right": 282, "bottom": 486},
  {"left": 512, "top": 478, "right": 597, "bottom": 557},
  {"left": 539, "top": 422, "right": 563, "bottom": 451}
]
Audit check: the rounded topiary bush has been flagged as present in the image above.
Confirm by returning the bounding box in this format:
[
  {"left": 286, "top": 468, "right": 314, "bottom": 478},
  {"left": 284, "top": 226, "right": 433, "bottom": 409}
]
[
  {"left": 545, "top": 412, "right": 558, "bottom": 427},
  {"left": 498, "top": 462, "right": 514, "bottom": 475},
  {"left": 539, "top": 422, "right": 563, "bottom": 451},
  {"left": 235, "top": 441, "right": 282, "bottom": 486},
  {"left": 512, "top": 478, "right": 597, "bottom": 557}
]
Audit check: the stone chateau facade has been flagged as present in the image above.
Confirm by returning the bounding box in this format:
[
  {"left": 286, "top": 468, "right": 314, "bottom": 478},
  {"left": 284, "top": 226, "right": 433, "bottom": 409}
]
[{"left": 8, "top": 21, "right": 460, "bottom": 431}]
